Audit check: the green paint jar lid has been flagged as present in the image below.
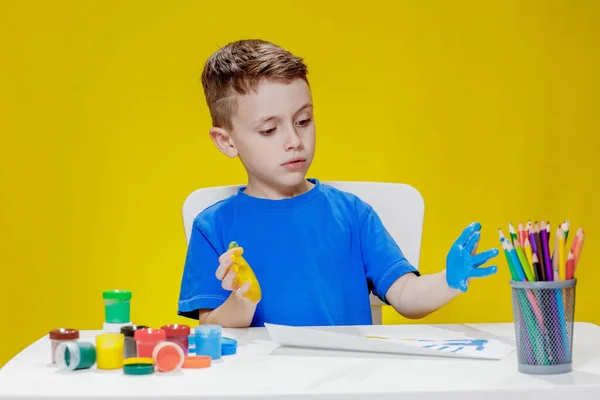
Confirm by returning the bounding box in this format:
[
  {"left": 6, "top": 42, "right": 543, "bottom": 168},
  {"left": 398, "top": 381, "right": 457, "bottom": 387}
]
[
  {"left": 123, "top": 363, "right": 154, "bottom": 375},
  {"left": 103, "top": 290, "right": 132, "bottom": 300}
]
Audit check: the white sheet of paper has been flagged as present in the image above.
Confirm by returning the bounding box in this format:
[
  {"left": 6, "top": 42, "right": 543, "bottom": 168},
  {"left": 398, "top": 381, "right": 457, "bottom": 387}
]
[{"left": 264, "top": 323, "right": 515, "bottom": 360}]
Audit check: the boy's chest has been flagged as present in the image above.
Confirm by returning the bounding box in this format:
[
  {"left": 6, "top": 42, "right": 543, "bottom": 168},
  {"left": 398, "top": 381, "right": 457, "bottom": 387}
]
[{"left": 221, "top": 209, "right": 363, "bottom": 280}]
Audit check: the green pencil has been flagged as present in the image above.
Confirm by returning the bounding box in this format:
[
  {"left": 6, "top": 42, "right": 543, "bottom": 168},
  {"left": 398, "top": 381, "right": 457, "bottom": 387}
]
[
  {"left": 508, "top": 222, "right": 518, "bottom": 244},
  {"left": 514, "top": 240, "right": 536, "bottom": 281}
]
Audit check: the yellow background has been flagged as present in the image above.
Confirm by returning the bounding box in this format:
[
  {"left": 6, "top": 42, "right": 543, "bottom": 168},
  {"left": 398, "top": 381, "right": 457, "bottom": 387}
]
[{"left": 1, "top": 1, "right": 598, "bottom": 367}]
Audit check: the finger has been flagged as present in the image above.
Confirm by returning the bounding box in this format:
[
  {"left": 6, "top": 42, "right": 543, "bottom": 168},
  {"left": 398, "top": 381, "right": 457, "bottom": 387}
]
[
  {"left": 215, "top": 257, "right": 233, "bottom": 280},
  {"left": 459, "top": 279, "right": 468, "bottom": 292},
  {"left": 471, "top": 248, "right": 499, "bottom": 267},
  {"left": 221, "top": 269, "right": 237, "bottom": 291},
  {"left": 465, "top": 232, "right": 481, "bottom": 254},
  {"left": 235, "top": 281, "right": 251, "bottom": 299},
  {"left": 455, "top": 222, "right": 482, "bottom": 246},
  {"left": 218, "top": 247, "right": 243, "bottom": 264},
  {"left": 469, "top": 265, "right": 498, "bottom": 278}
]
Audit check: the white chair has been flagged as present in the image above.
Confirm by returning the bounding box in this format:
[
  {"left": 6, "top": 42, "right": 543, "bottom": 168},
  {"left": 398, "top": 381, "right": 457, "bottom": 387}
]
[{"left": 182, "top": 181, "right": 425, "bottom": 325}]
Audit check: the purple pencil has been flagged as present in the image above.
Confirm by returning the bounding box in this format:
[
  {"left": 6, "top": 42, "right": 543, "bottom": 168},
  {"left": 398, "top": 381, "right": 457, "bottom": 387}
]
[
  {"left": 540, "top": 221, "right": 553, "bottom": 280},
  {"left": 528, "top": 231, "right": 538, "bottom": 257}
]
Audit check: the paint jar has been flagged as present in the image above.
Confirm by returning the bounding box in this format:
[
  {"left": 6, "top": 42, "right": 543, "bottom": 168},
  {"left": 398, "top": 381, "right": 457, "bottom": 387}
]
[
  {"left": 55, "top": 342, "right": 97, "bottom": 371},
  {"left": 95, "top": 333, "right": 125, "bottom": 370},
  {"left": 161, "top": 324, "right": 190, "bottom": 356},
  {"left": 103, "top": 289, "right": 132, "bottom": 324},
  {"left": 188, "top": 334, "right": 195, "bottom": 354},
  {"left": 152, "top": 341, "right": 185, "bottom": 372},
  {"left": 134, "top": 328, "right": 166, "bottom": 358},
  {"left": 49, "top": 328, "right": 79, "bottom": 364},
  {"left": 121, "top": 325, "right": 148, "bottom": 358},
  {"left": 194, "top": 325, "right": 222, "bottom": 360}
]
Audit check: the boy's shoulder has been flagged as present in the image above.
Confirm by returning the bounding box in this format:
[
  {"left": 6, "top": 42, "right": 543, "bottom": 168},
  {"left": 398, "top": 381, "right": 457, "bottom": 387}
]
[
  {"left": 191, "top": 192, "right": 238, "bottom": 232},
  {"left": 319, "top": 181, "right": 373, "bottom": 213}
]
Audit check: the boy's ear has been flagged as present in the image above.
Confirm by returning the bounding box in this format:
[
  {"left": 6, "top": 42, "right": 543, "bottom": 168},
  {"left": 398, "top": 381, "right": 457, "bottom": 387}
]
[{"left": 209, "top": 127, "right": 238, "bottom": 158}]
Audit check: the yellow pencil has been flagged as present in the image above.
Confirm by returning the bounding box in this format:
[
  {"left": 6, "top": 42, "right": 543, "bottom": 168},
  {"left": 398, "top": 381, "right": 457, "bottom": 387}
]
[{"left": 524, "top": 237, "right": 533, "bottom": 269}]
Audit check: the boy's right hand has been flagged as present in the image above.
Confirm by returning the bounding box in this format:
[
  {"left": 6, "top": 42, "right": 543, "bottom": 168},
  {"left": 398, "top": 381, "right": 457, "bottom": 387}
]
[{"left": 215, "top": 247, "right": 259, "bottom": 303}]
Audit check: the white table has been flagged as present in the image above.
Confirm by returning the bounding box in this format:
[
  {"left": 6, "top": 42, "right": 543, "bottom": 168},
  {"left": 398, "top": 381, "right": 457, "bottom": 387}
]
[{"left": 1, "top": 322, "right": 600, "bottom": 399}]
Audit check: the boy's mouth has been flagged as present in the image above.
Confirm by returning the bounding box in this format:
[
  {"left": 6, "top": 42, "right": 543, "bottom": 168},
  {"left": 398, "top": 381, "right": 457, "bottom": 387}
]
[{"left": 282, "top": 157, "right": 306, "bottom": 170}]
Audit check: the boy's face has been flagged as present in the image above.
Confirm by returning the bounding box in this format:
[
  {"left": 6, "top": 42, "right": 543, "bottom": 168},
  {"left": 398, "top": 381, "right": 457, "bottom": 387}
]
[{"left": 215, "top": 78, "right": 315, "bottom": 195}]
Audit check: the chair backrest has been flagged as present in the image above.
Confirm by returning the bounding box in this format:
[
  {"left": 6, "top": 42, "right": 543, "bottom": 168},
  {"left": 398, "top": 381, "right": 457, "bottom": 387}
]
[{"left": 182, "top": 181, "right": 425, "bottom": 324}]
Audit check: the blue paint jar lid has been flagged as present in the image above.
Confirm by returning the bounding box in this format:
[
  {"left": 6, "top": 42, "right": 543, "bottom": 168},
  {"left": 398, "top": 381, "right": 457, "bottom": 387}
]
[{"left": 221, "top": 337, "right": 237, "bottom": 355}]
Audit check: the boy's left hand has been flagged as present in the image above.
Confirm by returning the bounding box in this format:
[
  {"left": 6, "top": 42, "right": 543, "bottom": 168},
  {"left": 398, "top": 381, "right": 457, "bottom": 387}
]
[{"left": 446, "top": 222, "right": 499, "bottom": 292}]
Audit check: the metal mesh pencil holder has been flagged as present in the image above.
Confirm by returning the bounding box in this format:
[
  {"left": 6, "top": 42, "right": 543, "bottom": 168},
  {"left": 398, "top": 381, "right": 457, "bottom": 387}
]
[{"left": 510, "top": 279, "right": 576, "bottom": 374}]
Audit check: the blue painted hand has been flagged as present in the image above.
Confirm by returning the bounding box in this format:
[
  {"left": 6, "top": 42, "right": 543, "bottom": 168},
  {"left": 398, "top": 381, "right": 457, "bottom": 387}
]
[{"left": 446, "top": 222, "right": 499, "bottom": 292}]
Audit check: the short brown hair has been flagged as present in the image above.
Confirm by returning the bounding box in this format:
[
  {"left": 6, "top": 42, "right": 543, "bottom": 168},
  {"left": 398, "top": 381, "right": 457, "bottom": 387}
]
[{"left": 201, "top": 39, "right": 309, "bottom": 130}]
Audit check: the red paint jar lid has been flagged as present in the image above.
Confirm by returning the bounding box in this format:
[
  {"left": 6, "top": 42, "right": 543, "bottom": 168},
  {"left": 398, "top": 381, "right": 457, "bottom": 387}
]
[
  {"left": 49, "top": 328, "right": 79, "bottom": 340},
  {"left": 161, "top": 324, "right": 190, "bottom": 337},
  {"left": 134, "top": 328, "right": 166, "bottom": 341}
]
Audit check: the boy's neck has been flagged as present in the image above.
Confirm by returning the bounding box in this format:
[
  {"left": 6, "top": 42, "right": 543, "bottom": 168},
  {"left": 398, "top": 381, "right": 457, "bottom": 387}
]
[{"left": 244, "top": 177, "right": 314, "bottom": 200}]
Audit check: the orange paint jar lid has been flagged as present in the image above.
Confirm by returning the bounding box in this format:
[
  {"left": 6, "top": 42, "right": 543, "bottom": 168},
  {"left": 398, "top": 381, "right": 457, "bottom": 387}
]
[
  {"left": 152, "top": 341, "right": 184, "bottom": 372},
  {"left": 182, "top": 355, "right": 211, "bottom": 369}
]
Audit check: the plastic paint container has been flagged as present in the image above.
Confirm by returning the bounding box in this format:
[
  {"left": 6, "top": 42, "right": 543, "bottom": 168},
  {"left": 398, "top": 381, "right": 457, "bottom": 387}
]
[
  {"left": 152, "top": 341, "right": 184, "bottom": 372},
  {"left": 134, "top": 328, "right": 166, "bottom": 358},
  {"left": 123, "top": 357, "right": 154, "bottom": 375},
  {"left": 161, "top": 324, "right": 190, "bottom": 356},
  {"left": 221, "top": 337, "right": 238, "bottom": 356},
  {"left": 102, "top": 289, "right": 132, "bottom": 323},
  {"left": 95, "top": 333, "right": 125, "bottom": 370},
  {"left": 194, "top": 325, "right": 222, "bottom": 360},
  {"left": 121, "top": 325, "right": 148, "bottom": 358},
  {"left": 182, "top": 355, "right": 211, "bottom": 369},
  {"left": 188, "top": 334, "right": 195, "bottom": 354},
  {"left": 55, "top": 342, "right": 96, "bottom": 371},
  {"left": 49, "top": 328, "right": 79, "bottom": 364}
]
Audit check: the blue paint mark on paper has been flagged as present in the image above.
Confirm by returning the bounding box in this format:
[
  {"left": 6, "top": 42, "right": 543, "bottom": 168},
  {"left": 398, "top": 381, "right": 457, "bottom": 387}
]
[{"left": 413, "top": 339, "right": 488, "bottom": 353}]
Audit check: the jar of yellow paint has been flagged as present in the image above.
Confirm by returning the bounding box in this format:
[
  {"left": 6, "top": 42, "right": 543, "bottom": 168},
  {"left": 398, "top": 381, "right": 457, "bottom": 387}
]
[{"left": 96, "top": 333, "right": 124, "bottom": 370}]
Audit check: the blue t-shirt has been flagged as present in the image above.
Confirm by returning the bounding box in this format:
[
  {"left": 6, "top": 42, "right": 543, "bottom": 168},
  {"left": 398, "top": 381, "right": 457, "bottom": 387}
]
[{"left": 177, "top": 178, "right": 419, "bottom": 326}]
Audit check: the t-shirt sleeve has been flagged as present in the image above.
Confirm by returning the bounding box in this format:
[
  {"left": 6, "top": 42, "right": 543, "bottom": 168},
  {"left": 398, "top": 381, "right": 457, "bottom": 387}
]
[
  {"left": 360, "top": 205, "right": 420, "bottom": 304},
  {"left": 177, "top": 219, "right": 230, "bottom": 320}
]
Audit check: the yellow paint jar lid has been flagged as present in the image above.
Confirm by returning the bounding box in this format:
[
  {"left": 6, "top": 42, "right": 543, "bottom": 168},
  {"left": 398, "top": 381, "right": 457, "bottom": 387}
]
[{"left": 124, "top": 357, "right": 154, "bottom": 365}]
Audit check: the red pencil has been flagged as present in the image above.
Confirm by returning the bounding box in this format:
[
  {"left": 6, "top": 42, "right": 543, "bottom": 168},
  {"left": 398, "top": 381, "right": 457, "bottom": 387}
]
[{"left": 566, "top": 252, "right": 575, "bottom": 280}]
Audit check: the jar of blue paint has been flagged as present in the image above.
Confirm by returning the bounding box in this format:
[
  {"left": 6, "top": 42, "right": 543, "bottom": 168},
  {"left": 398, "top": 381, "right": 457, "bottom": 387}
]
[{"left": 194, "top": 325, "right": 222, "bottom": 360}]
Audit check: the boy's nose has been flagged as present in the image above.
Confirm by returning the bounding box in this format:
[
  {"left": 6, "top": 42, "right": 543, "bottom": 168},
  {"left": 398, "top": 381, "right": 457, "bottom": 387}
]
[{"left": 284, "top": 127, "right": 303, "bottom": 150}]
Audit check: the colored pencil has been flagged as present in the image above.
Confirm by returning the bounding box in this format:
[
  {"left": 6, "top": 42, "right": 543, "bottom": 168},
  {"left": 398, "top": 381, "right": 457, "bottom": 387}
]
[
  {"left": 566, "top": 252, "right": 575, "bottom": 280},
  {"left": 540, "top": 221, "right": 553, "bottom": 280},
  {"left": 524, "top": 237, "right": 533, "bottom": 272},
  {"left": 562, "top": 220, "right": 570, "bottom": 241},
  {"left": 506, "top": 240, "right": 527, "bottom": 281},
  {"left": 528, "top": 241, "right": 543, "bottom": 281},
  {"left": 509, "top": 222, "right": 518, "bottom": 244},
  {"left": 514, "top": 239, "right": 535, "bottom": 281},
  {"left": 518, "top": 222, "right": 526, "bottom": 246},
  {"left": 557, "top": 228, "right": 566, "bottom": 281},
  {"left": 572, "top": 228, "right": 585, "bottom": 270},
  {"left": 499, "top": 230, "right": 518, "bottom": 280},
  {"left": 552, "top": 228, "right": 560, "bottom": 281},
  {"left": 533, "top": 222, "right": 546, "bottom": 281}
]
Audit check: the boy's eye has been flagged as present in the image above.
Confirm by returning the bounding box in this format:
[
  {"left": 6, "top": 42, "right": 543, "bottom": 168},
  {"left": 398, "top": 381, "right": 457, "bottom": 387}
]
[
  {"left": 258, "top": 127, "right": 276, "bottom": 136},
  {"left": 296, "top": 118, "right": 312, "bottom": 127}
]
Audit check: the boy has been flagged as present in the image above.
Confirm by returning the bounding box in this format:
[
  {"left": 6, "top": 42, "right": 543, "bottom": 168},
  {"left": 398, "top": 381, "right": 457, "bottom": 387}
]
[{"left": 177, "top": 39, "right": 499, "bottom": 328}]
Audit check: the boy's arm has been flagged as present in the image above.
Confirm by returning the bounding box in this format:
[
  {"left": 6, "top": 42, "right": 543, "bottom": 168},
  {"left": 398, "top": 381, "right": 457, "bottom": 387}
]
[
  {"left": 178, "top": 221, "right": 258, "bottom": 328},
  {"left": 384, "top": 222, "right": 499, "bottom": 319},
  {"left": 198, "top": 289, "right": 257, "bottom": 328},
  {"left": 384, "top": 271, "right": 460, "bottom": 319}
]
